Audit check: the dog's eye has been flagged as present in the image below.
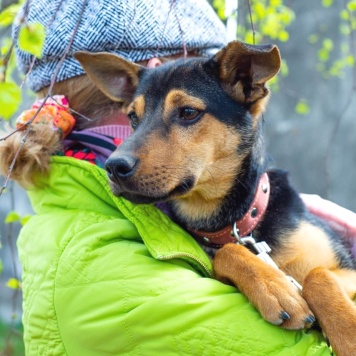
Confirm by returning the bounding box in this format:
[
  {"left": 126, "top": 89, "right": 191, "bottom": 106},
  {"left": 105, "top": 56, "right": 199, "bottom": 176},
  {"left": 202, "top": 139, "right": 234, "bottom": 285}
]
[
  {"left": 180, "top": 107, "right": 201, "bottom": 122},
  {"left": 128, "top": 111, "right": 140, "bottom": 128}
]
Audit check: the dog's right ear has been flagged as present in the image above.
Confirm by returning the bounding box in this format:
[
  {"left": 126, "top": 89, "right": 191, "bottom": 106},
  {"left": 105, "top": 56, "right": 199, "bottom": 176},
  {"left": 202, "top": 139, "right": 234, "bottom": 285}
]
[
  {"left": 74, "top": 52, "right": 143, "bottom": 103},
  {"left": 204, "top": 41, "right": 281, "bottom": 115}
]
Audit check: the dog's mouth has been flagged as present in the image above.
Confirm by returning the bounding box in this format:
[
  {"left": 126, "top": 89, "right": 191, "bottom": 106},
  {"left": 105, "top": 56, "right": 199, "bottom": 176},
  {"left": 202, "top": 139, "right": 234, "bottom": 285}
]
[{"left": 109, "top": 176, "right": 196, "bottom": 204}]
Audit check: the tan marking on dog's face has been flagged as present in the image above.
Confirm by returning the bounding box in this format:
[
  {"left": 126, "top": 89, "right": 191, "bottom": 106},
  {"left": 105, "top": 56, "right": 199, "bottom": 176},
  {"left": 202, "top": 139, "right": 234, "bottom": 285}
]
[
  {"left": 163, "top": 90, "right": 206, "bottom": 122},
  {"left": 120, "top": 97, "right": 246, "bottom": 223},
  {"left": 128, "top": 95, "right": 145, "bottom": 117},
  {"left": 250, "top": 96, "right": 269, "bottom": 121},
  {"left": 271, "top": 221, "right": 339, "bottom": 283},
  {"left": 171, "top": 114, "right": 244, "bottom": 222}
]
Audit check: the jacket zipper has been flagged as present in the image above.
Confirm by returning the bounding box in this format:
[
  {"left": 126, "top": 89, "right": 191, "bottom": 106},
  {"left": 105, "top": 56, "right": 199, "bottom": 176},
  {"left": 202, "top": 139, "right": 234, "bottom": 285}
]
[{"left": 157, "top": 252, "right": 213, "bottom": 278}]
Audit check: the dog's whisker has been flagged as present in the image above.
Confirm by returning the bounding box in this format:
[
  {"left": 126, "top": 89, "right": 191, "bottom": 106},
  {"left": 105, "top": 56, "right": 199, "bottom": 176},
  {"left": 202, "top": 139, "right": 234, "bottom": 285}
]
[
  {"left": 235, "top": 178, "right": 248, "bottom": 192},
  {"left": 204, "top": 165, "right": 219, "bottom": 195}
]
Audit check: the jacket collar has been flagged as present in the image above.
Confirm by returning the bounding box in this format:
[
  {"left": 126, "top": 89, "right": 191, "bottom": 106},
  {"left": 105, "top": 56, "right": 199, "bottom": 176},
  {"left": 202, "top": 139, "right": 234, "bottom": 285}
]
[{"left": 30, "top": 156, "right": 213, "bottom": 277}]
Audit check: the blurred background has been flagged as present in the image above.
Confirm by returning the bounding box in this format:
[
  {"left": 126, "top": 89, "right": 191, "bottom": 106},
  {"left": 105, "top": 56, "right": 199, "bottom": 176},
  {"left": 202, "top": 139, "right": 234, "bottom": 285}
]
[
  {"left": 264, "top": 1, "right": 356, "bottom": 209},
  {"left": 1, "top": 0, "right": 356, "bottom": 354}
]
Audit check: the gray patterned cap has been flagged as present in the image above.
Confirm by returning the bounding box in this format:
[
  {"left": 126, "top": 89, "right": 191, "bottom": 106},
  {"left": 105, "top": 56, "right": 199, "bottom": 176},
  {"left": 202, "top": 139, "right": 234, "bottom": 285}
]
[{"left": 13, "top": 0, "right": 227, "bottom": 92}]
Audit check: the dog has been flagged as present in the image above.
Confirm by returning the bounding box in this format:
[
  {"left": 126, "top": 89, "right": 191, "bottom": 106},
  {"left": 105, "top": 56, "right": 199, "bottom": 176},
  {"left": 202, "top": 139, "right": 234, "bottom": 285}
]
[{"left": 75, "top": 40, "right": 356, "bottom": 355}]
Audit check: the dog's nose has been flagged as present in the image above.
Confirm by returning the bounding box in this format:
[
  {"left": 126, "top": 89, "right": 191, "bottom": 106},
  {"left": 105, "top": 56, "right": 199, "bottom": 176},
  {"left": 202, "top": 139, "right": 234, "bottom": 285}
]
[{"left": 105, "top": 155, "right": 138, "bottom": 181}]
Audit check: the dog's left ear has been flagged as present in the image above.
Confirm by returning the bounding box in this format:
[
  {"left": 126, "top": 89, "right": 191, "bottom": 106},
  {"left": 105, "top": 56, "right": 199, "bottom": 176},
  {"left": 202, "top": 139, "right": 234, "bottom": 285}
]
[
  {"left": 206, "top": 41, "right": 281, "bottom": 114},
  {"left": 74, "top": 51, "right": 143, "bottom": 104}
]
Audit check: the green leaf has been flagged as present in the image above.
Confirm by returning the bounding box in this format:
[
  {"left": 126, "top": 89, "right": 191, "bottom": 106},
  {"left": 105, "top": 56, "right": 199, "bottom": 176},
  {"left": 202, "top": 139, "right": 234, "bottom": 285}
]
[
  {"left": 340, "top": 23, "right": 351, "bottom": 35},
  {"left": 322, "top": 0, "right": 333, "bottom": 7},
  {"left": 254, "top": 3, "right": 266, "bottom": 20},
  {"left": 278, "top": 30, "right": 289, "bottom": 42},
  {"left": 6, "top": 278, "right": 21, "bottom": 289},
  {"left": 0, "top": 259, "right": 2, "bottom": 276},
  {"left": 346, "top": 54, "right": 355, "bottom": 66},
  {"left": 268, "top": 76, "right": 279, "bottom": 92},
  {"left": 212, "top": 0, "right": 226, "bottom": 20},
  {"left": 20, "top": 214, "right": 32, "bottom": 226},
  {"left": 308, "top": 34, "right": 319, "bottom": 44},
  {"left": 323, "top": 38, "right": 334, "bottom": 51},
  {"left": 270, "top": 0, "right": 282, "bottom": 7},
  {"left": 340, "top": 9, "right": 350, "bottom": 20},
  {"left": 0, "top": 82, "right": 21, "bottom": 119},
  {"left": 347, "top": 0, "right": 356, "bottom": 11},
  {"left": 318, "top": 48, "right": 329, "bottom": 62},
  {"left": 18, "top": 22, "right": 45, "bottom": 58},
  {"left": 280, "top": 60, "right": 289, "bottom": 77},
  {"left": 0, "top": 4, "right": 21, "bottom": 27},
  {"left": 295, "top": 99, "right": 310, "bottom": 115},
  {"left": 352, "top": 18, "right": 356, "bottom": 30},
  {"left": 5, "top": 211, "right": 21, "bottom": 224},
  {"left": 1, "top": 36, "right": 13, "bottom": 56}
]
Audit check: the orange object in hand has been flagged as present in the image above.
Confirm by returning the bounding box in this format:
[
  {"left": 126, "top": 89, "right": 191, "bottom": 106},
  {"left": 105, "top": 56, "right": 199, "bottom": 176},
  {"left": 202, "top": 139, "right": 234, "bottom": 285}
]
[{"left": 16, "top": 95, "right": 76, "bottom": 139}]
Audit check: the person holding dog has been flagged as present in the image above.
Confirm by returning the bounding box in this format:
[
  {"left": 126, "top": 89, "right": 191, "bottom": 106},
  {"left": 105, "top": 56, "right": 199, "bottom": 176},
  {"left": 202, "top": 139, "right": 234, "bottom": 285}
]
[{"left": 0, "top": 0, "right": 354, "bottom": 354}]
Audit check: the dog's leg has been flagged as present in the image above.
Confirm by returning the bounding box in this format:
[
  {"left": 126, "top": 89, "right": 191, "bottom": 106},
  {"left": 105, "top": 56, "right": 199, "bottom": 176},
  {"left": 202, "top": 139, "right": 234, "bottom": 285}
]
[
  {"left": 303, "top": 268, "right": 356, "bottom": 356},
  {"left": 331, "top": 268, "right": 356, "bottom": 299},
  {"left": 213, "top": 243, "right": 314, "bottom": 330}
]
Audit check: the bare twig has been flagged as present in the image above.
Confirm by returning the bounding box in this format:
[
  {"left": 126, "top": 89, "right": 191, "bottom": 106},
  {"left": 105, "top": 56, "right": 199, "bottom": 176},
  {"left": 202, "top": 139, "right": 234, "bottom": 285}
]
[
  {"left": 0, "top": 182, "right": 22, "bottom": 356},
  {"left": 48, "top": 0, "right": 65, "bottom": 27},
  {"left": 113, "top": 0, "right": 137, "bottom": 52},
  {"left": 247, "top": 0, "right": 256, "bottom": 44},
  {"left": 19, "top": 54, "right": 36, "bottom": 89},
  {"left": 155, "top": 1, "right": 174, "bottom": 57},
  {"left": 0, "top": 93, "right": 49, "bottom": 143},
  {"left": 0, "top": 0, "right": 87, "bottom": 196},
  {"left": 172, "top": 0, "right": 187, "bottom": 58},
  {"left": 2, "top": 42, "right": 14, "bottom": 83},
  {"left": 51, "top": 95, "right": 94, "bottom": 122},
  {"left": 0, "top": 95, "right": 49, "bottom": 196},
  {"left": 155, "top": 0, "right": 187, "bottom": 57},
  {"left": 47, "top": 0, "right": 87, "bottom": 96},
  {"left": 0, "top": 1, "right": 88, "bottom": 352}
]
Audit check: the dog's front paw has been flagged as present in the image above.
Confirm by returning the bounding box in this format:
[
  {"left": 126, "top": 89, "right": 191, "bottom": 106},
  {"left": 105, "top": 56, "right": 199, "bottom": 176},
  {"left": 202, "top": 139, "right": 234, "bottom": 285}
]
[
  {"left": 213, "top": 244, "right": 314, "bottom": 330},
  {"left": 249, "top": 270, "right": 315, "bottom": 330}
]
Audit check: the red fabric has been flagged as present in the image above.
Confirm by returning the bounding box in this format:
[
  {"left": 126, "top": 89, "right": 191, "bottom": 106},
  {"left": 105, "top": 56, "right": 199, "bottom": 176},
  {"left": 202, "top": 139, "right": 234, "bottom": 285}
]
[{"left": 65, "top": 149, "right": 97, "bottom": 165}]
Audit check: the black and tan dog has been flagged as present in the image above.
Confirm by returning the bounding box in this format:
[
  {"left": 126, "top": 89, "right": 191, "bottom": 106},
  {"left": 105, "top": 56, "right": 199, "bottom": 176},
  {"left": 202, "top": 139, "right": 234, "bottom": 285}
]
[{"left": 75, "top": 41, "right": 356, "bottom": 355}]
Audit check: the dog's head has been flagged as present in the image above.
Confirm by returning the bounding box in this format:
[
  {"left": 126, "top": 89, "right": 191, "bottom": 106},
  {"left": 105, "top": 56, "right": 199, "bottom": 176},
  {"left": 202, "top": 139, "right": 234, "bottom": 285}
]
[{"left": 75, "top": 41, "right": 280, "bottom": 222}]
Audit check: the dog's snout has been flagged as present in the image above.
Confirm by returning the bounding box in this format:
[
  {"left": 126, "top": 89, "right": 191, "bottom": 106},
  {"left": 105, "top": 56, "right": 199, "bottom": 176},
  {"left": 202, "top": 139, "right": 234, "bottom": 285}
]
[{"left": 106, "top": 155, "right": 138, "bottom": 181}]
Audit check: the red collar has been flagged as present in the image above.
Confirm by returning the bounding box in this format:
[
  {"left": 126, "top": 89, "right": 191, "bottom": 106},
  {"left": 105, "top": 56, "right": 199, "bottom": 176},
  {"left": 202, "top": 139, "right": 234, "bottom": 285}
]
[{"left": 190, "top": 173, "right": 270, "bottom": 248}]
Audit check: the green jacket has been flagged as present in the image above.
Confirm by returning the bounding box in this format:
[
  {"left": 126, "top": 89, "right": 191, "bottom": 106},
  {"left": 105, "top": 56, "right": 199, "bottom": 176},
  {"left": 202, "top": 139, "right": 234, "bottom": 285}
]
[{"left": 19, "top": 156, "right": 330, "bottom": 355}]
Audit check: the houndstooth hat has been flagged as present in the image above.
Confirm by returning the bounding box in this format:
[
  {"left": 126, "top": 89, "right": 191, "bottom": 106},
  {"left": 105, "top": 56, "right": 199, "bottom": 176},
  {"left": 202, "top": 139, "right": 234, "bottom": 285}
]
[{"left": 13, "top": 0, "right": 227, "bottom": 92}]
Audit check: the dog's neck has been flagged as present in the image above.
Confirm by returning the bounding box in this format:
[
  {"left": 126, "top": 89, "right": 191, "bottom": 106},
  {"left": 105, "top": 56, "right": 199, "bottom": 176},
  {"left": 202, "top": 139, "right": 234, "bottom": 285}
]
[{"left": 169, "top": 124, "right": 268, "bottom": 232}]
